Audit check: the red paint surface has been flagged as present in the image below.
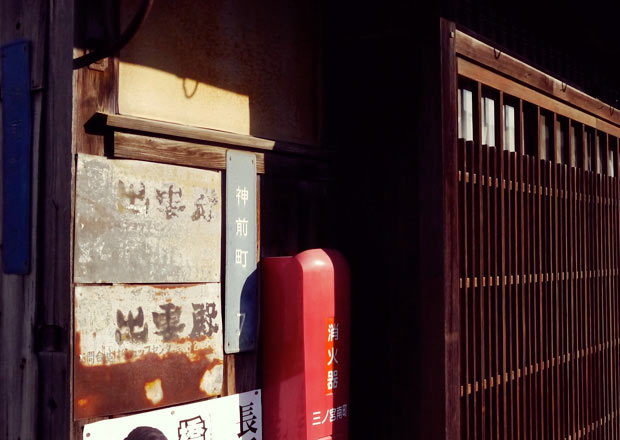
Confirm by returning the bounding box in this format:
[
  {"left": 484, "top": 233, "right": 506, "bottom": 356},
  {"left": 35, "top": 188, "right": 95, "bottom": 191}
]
[
  {"left": 261, "top": 249, "right": 350, "bottom": 440},
  {"left": 74, "top": 333, "right": 221, "bottom": 420}
]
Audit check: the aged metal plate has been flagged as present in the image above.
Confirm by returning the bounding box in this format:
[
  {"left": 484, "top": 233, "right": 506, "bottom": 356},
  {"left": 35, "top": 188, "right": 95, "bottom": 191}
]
[
  {"left": 224, "top": 150, "right": 258, "bottom": 353},
  {"left": 1, "top": 41, "right": 32, "bottom": 274},
  {"left": 74, "top": 154, "right": 221, "bottom": 283},
  {"left": 83, "top": 389, "right": 262, "bottom": 440},
  {"left": 74, "top": 284, "right": 223, "bottom": 419}
]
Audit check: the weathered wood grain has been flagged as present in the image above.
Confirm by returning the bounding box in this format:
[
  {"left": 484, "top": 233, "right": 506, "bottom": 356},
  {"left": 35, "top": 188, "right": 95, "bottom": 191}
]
[
  {"left": 113, "top": 131, "right": 266, "bottom": 173},
  {"left": 457, "top": 58, "right": 620, "bottom": 139},
  {"left": 74, "top": 154, "right": 221, "bottom": 283},
  {"left": 93, "top": 112, "right": 330, "bottom": 158},
  {"left": 455, "top": 30, "right": 620, "bottom": 130},
  {"left": 40, "top": 0, "right": 75, "bottom": 438},
  {"left": 0, "top": 1, "right": 48, "bottom": 439}
]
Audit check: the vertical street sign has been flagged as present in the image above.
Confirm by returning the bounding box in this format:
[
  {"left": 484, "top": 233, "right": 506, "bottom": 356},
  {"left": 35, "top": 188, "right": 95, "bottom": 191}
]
[
  {"left": 225, "top": 150, "right": 257, "bottom": 353},
  {"left": 1, "top": 41, "right": 32, "bottom": 274}
]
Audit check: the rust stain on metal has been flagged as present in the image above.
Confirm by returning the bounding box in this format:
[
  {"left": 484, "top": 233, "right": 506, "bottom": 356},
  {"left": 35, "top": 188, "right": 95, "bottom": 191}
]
[
  {"left": 74, "top": 333, "right": 222, "bottom": 419},
  {"left": 74, "top": 284, "right": 223, "bottom": 419}
]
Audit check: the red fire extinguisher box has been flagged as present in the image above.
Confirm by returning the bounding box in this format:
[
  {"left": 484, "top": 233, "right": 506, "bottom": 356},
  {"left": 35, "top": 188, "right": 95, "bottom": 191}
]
[{"left": 261, "top": 249, "right": 350, "bottom": 440}]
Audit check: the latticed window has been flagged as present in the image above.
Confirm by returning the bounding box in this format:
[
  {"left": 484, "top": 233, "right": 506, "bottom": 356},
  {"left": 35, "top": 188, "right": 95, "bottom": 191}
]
[{"left": 457, "top": 30, "right": 620, "bottom": 439}]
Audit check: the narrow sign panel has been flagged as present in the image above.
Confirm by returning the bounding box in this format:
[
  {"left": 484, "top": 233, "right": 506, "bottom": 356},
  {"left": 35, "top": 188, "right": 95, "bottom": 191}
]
[
  {"left": 74, "top": 284, "right": 223, "bottom": 419},
  {"left": 84, "top": 389, "right": 262, "bottom": 440},
  {"left": 74, "top": 154, "right": 221, "bottom": 283},
  {"left": 1, "top": 41, "right": 32, "bottom": 274},
  {"left": 225, "top": 150, "right": 258, "bottom": 353}
]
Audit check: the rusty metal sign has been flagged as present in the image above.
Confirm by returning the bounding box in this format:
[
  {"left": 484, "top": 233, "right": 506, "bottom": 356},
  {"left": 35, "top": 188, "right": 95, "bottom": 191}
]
[
  {"left": 74, "top": 284, "right": 223, "bottom": 419},
  {"left": 74, "top": 154, "right": 221, "bottom": 283},
  {"left": 83, "top": 390, "right": 262, "bottom": 440}
]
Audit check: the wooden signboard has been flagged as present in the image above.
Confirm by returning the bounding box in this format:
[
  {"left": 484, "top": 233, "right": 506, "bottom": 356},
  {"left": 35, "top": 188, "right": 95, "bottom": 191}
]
[
  {"left": 74, "top": 154, "right": 221, "bottom": 283},
  {"left": 74, "top": 284, "right": 223, "bottom": 419}
]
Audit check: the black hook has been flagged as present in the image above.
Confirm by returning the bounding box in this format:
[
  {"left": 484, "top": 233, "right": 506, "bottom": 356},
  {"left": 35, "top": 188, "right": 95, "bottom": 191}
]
[
  {"left": 493, "top": 48, "right": 501, "bottom": 60},
  {"left": 73, "top": 0, "right": 154, "bottom": 69}
]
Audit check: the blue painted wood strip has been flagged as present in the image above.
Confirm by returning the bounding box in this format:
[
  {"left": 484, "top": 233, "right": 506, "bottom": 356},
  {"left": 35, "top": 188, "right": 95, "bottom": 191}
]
[
  {"left": 1, "top": 40, "right": 32, "bottom": 274},
  {"left": 224, "top": 150, "right": 258, "bottom": 353}
]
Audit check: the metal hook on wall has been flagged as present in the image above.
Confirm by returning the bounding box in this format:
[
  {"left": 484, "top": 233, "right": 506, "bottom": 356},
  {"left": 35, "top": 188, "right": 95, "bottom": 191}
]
[{"left": 73, "top": 0, "right": 154, "bottom": 69}]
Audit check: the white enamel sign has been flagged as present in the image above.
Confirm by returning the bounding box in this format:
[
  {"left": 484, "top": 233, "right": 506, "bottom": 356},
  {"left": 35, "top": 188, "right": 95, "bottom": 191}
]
[
  {"left": 83, "top": 390, "right": 262, "bottom": 440},
  {"left": 74, "top": 284, "right": 223, "bottom": 419},
  {"left": 74, "top": 154, "right": 221, "bottom": 283}
]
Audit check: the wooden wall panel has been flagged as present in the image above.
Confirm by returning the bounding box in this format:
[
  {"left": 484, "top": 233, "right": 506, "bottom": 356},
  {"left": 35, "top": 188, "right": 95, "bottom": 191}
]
[{"left": 0, "top": 1, "right": 47, "bottom": 439}]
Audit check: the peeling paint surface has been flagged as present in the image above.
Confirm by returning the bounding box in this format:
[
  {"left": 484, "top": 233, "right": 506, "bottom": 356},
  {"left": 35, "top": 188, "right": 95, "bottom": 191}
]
[
  {"left": 74, "top": 154, "right": 221, "bottom": 283},
  {"left": 74, "top": 284, "right": 223, "bottom": 419}
]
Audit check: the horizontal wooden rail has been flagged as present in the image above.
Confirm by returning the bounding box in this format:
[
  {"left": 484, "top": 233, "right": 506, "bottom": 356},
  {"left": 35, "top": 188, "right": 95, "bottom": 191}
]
[
  {"left": 111, "top": 132, "right": 334, "bottom": 179},
  {"left": 462, "top": 336, "right": 620, "bottom": 396},
  {"left": 458, "top": 171, "right": 618, "bottom": 206},
  {"left": 458, "top": 57, "right": 620, "bottom": 139},
  {"left": 455, "top": 30, "right": 620, "bottom": 130},
  {"left": 113, "top": 132, "right": 265, "bottom": 173},
  {"left": 460, "top": 270, "right": 620, "bottom": 290},
  {"left": 89, "top": 112, "right": 332, "bottom": 158}
]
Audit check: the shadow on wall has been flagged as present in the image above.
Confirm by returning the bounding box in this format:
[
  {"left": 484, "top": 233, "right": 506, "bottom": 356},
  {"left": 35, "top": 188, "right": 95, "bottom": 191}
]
[{"left": 115, "top": 0, "right": 321, "bottom": 146}]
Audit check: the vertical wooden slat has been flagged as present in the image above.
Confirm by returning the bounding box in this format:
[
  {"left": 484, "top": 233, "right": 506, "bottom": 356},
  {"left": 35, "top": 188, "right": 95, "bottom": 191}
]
[
  {"left": 477, "top": 107, "right": 486, "bottom": 440},
  {"left": 528, "top": 154, "right": 535, "bottom": 440},
  {"left": 517, "top": 139, "right": 525, "bottom": 440},
  {"left": 610, "top": 162, "right": 620, "bottom": 439},
  {"left": 605, "top": 149, "right": 612, "bottom": 438},
  {"left": 498, "top": 92, "right": 508, "bottom": 440},
  {"left": 460, "top": 136, "right": 470, "bottom": 439},
  {"left": 474, "top": 80, "right": 482, "bottom": 440},
  {"left": 564, "top": 163, "right": 569, "bottom": 439},
  {"left": 610, "top": 159, "right": 620, "bottom": 439},
  {"left": 531, "top": 108, "right": 538, "bottom": 439},
  {"left": 489, "top": 136, "right": 498, "bottom": 439},
  {"left": 564, "top": 161, "right": 569, "bottom": 440},
  {"left": 584, "top": 125, "right": 591, "bottom": 438},
  {"left": 578, "top": 159, "right": 583, "bottom": 439},
  {"left": 483, "top": 138, "right": 491, "bottom": 440},
  {"left": 570, "top": 163, "right": 578, "bottom": 439},
  {"left": 517, "top": 98, "right": 527, "bottom": 440},
  {"left": 608, "top": 136, "right": 614, "bottom": 439},
  {"left": 551, "top": 115, "right": 559, "bottom": 440},
  {"left": 468, "top": 138, "right": 478, "bottom": 438}
]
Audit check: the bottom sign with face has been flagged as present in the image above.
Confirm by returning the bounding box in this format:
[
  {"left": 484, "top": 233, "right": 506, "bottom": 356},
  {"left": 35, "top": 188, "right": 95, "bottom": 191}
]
[{"left": 83, "top": 390, "right": 262, "bottom": 440}]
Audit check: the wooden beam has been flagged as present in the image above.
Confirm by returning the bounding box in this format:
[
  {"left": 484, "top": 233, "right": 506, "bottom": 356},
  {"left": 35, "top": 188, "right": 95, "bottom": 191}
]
[
  {"left": 40, "top": 0, "right": 75, "bottom": 438},
  {"left": 457, "top": 57, "right": 620, "bottom": 140},
  {"left": 112, "top": 132, "right": 258, "bottom": 172},
  {"left": 455, "top": 30, "right": 620, "bottom": 130},
  {"left": 416, "top": 17, "right": 461, "bottom": 439},
  {"left": 111, "top": 132, "right": 334, "bottom": 179},
  {"left": 93, "top": 112, "right": 329, "bottom": 158},
  {"left": 443, "top": 18, "right": 461, "bottom": 440}
]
